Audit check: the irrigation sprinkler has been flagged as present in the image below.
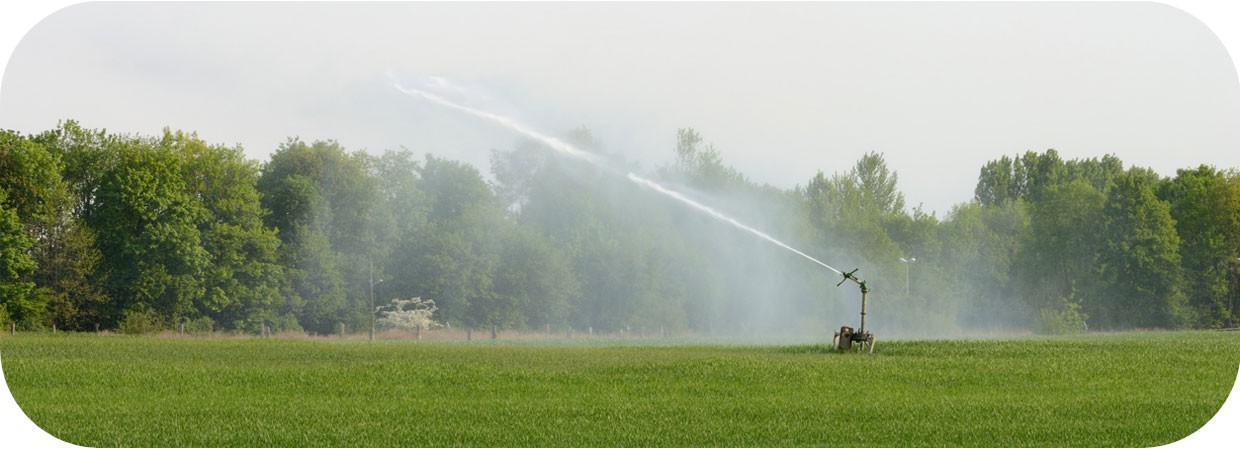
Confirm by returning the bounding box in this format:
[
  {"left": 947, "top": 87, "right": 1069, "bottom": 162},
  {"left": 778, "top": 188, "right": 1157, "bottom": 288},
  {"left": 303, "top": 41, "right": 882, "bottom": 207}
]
[
  {"left": 393, "top": 76, "right": 881, "bottom": 352},
  {"left": 832, "top": 268, "right": 876, "bottom": 353}
]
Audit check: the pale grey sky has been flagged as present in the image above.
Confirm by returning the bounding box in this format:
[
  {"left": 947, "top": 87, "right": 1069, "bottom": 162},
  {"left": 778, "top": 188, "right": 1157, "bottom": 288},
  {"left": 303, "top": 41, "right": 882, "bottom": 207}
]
[{"left": 3, "top": 2, "right": 1240, "bottom": 218}]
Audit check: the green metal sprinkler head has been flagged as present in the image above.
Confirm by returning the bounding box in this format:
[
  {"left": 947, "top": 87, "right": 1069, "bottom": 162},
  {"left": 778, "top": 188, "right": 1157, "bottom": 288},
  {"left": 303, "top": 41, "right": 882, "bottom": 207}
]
[{"left": 837, "top": 268, "right": 863, "bottom": 287}]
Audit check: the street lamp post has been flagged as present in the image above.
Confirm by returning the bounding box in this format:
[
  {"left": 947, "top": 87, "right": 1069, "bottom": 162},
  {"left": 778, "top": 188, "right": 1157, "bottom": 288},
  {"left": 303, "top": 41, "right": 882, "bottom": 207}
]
[
  {"left": 899, "top": 257, "right": 917, "bottom": 296},
  {"left": 369, "top": 260, "right": 383, "bottom": 342},
  {"left": 1231, "top": 257, "right": 1239, "bottom": 327}
]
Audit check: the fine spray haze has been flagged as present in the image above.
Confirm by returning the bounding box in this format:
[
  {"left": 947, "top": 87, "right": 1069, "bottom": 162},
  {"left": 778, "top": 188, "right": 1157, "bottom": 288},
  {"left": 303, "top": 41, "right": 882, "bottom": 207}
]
[{"left": 391, "top": 77, "right": 842, "bottom": 275}]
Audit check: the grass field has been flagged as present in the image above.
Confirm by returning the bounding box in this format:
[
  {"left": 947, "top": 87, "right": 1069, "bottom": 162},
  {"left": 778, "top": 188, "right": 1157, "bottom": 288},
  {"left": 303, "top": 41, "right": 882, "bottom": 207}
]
[{"left": 1, "top": 332, "right": 1237, "bottom": 447}]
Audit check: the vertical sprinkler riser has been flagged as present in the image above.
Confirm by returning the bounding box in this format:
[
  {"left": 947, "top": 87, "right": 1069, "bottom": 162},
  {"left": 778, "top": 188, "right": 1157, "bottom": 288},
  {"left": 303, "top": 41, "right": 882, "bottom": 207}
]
[{"left": 858, "top": 280, "right": 869, "bottom": 335}]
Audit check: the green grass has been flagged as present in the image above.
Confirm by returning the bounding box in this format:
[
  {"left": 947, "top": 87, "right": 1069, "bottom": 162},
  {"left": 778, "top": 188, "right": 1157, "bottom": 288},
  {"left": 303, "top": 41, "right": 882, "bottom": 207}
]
[{"left": 1, "top": 332, "right": 1237, "bottom": 447}]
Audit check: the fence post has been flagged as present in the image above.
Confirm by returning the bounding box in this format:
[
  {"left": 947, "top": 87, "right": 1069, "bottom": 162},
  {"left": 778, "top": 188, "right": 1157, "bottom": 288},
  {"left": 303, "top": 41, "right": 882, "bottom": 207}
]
[
  {"left": 567, "top": 327, "right": 573, "bottom": 339},
  {"left": 9, "top": 323, "right": 14, "bottom": 335},
  {"left": 95, "top": 323, "right": 100, "bottom": 334},
  {"left": 179, "top": 323, "right": 184, "bottom": 336},
  {"left": 588, "top": 326, "right": 593, "bottom": 336},
  {"left": 466, "top": 328, "right": 472, "bottom": 341},
  {"left": 415, "top": 324, "right": 422, "bottom": 341},
  {"left": 491, "top": 325, "right": 497, "bottom": 340},
  {"left": 52, "top": 323, "right": 56, "bottom": 333},
  {"left": 546, "top": 324, "right": 551, "bottom": 335}
]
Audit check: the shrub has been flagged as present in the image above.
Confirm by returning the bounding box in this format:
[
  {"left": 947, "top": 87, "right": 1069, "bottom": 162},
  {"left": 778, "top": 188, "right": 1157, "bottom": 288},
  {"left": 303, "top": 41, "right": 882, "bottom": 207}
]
[
  {"left": 117, "top": 303, "right": 163, "bottom": 335},
  {"left": 376, "top": 297, "right": 442, "bottom": 332},
  {"left": 181, "top": 316, "right": 215, "bottom": 334},
  {"left": 1036, "top": 298, "right": 1088, "bottom": 335},
  {"left": 272, "top": 314, "right": 303, "bottom": 334}
]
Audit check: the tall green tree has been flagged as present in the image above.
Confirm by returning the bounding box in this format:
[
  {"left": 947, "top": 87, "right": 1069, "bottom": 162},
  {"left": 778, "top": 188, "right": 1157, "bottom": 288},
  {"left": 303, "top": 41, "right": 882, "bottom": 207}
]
[
  {"left": 490, "top": 223, "right": 578, "bottom": 329},
  {"left": 1065, "top": 154, "right": 1125, "bottom": 195},
  {"left": 1017, "top": 149, "right": 1066, "bottom": 203},
  {"left": 1156, "top": 165, "right": 1240, "bottom": 328},
  {"left": 1098, "top": 170, "right": 1186, "bottom": 328},
  {"left": 669, "top": 127, "right": 747, "bottom": 190},
  {"left": 163, "top": 130, "right": 286, "bottom": 331},
  {"left": 978, "top": 151, "right": 1123, "bottom": 207},
  {"left": 85, "top": 136, "right": 210, "bottom": 325},
  {"left": 0, "top": 130, "right": 65, "bottom": 328},
  {"left": 0, "top": 189, "right": 41, "bottom": 328},
  {"left": 493, "top": 130, "right": 724, "bottom": 333},
  {"left": 257, "top": 139, "right": 375, "bottom": 334},
  {"left": 0, "top": 130, "right": 69, "bottom": 233},
  {"left": 272, "top": 177, "right": 341, "bottom": 333},
  {"left": 37, "top": 222, "right": 108, "bottom": 330},
  {"left": 23, "top": 122, "right": 113, "bottom": 329},
  {"left": 975, "top": 155, "right": 1019, "bottom": 206},
  {"left": 365, "top": 149, "right": 429, "bottom": 261},
  {"left": 801, "top": 153, "right": 918, "bottom": 327},
  {"left": 33, "top": 121, "right": 121, "bottom": 217},
  {"left": 392, "top": 155, "right": 509, "bottom": 328},
  {"left": 940, "top": 201, "right": 1030, "bottom": 330},
  {"left": 1018, "top": 180, "right": 1104, "bottom": 331}
]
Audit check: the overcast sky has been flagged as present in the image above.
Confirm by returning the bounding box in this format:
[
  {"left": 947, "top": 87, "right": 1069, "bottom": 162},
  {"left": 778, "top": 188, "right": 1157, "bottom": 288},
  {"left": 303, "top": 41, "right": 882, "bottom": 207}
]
[{"left": 3, "top": 2, "right": 1240, "bottom": 218}]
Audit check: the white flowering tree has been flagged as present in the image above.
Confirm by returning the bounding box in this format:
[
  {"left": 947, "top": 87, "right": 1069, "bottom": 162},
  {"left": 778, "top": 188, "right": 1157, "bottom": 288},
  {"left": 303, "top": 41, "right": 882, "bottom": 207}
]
[{"left": 376, "top": 297, "right": 442, "bottom": 331}]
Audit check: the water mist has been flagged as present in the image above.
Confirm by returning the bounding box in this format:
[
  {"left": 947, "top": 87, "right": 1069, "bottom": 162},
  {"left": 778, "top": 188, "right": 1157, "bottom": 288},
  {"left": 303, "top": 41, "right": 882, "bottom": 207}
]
[{"left": 391, "top": 78, "right": 842, "bottom": 275}]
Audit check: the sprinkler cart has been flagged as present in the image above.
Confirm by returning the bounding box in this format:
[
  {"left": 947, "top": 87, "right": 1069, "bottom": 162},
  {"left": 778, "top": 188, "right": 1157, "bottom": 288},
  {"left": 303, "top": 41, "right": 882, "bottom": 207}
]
[{"left": 832, "top": 268, "right": 876, "bottom": 353}]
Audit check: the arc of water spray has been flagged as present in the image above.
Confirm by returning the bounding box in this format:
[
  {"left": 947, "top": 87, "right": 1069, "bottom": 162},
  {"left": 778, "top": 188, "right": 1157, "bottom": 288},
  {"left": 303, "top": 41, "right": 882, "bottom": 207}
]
[
  {"left": 623, "top": 174, "right": 842, "bottom": 274},
  {"left": 391, "top": 78, "right": 843, "bottom": 276},
  {"left": 391, "top": 80, "right": 605, "bottom": 167}
]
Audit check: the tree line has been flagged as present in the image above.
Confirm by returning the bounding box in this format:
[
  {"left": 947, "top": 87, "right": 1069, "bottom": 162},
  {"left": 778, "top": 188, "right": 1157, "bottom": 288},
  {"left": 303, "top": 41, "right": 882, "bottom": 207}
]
[{"left": 1, "top": 121, "right": 1237, "bottom": 336}]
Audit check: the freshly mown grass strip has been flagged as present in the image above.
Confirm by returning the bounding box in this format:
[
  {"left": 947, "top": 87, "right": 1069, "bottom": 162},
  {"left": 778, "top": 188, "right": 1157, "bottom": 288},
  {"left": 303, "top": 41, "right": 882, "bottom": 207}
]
[{"left": 1, "top": 332, "right": 1236, "bottom": 447}]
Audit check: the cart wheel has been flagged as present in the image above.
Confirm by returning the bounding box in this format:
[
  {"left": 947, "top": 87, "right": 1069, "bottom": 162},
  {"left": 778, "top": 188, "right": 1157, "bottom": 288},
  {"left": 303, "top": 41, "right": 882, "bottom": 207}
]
[{"left": 867, "top": 336, "right": 876, "bottom": 354}]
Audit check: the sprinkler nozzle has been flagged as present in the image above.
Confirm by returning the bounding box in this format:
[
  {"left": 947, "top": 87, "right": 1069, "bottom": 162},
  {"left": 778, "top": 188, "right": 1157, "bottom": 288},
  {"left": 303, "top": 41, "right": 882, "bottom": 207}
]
[{"left": 837, "top": 268, "right": 862, "bottom": 287}]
